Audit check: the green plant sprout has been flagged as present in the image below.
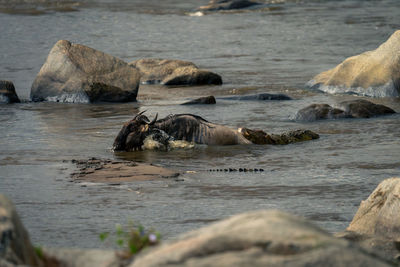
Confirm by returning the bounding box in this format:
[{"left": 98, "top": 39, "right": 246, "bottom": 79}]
[{"left": 99, "top": 221, "right": 161, "bottom": 257}]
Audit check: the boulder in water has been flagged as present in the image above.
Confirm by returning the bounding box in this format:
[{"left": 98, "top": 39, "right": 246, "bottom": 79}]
[
  {"left": 0, "top": 81, "right": 20, "bottom": 104},
  {"left": 198, "top": 0, "right": 261, "bottom": 11},
  {"left": 130, "top": 58, "right": 222, "bottom": 86},
  {"left": 220, "top": 93, "right": 292, "bottom": 101},
  {"left": 181, "top": 95, "right": 216, "bottom": 105},
  {"left": 31, "top": 40, "right": 140, "bottom": 103},
  {"left": 129, "top": 210, "right": 392, "bottom": 267},
  {"left": 295, "top": 99, "right": 395, "bottom": 121},
  {"left": 307, "top": 30, "right": 400, "bottom": 97}
]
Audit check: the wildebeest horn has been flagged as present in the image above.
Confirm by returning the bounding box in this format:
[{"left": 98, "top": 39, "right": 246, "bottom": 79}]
[
  {"left": 134, "top": 110, "right": 146, "bottom": 119},
  {"left": 149, "top": 113, "right": 158, "bottom": 125}
]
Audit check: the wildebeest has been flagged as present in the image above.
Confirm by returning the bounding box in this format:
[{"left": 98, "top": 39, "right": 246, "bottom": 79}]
[
  {"left": 113, "top": 111, "right": 319, "bottom": 151},
  {"left": 113, "top": 111, "right": 251, "bottom": 151}
]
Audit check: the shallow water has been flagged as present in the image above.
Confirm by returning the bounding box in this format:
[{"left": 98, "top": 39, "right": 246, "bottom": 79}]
[{"left": 1, "top": 0, "right": 400, "bottom": 248}]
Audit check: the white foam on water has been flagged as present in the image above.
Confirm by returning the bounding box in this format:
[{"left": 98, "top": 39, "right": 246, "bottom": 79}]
[
  {"left": 187, "top": 11, "right": 204, "bottom": 17},
  {"left": 45, "top": 92, "right": 90, "bottom": 103},
  {"left": 307, "top": 80, "right": 399, "bottom": 98}
]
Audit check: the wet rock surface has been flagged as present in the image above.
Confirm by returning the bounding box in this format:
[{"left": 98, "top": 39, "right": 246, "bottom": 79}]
[
  {"left": 0, "top": 195, "right": 41, "bottom": 266},
  {"left": 240, "top": 128, "right": 319, "bottom": 145},
  {"left": 307, "top": 30, "right": 400, "bottom": 97},
  {"left": 181, "top": 96, "right": 216, "bottom": 105},
  {"left": 71, "top": 158, "right": 179, "bottom": 183},
  {"left": 31, "top": 40, "right": 140, "bottom": 103},
  {"left": 129, "top": 210, "right": 393, "bottom": 267},
  {"left": 198, "top": 0, "right": 261, "bottom": 11},
  {"left": 219, "top": 93, "right": 292, "bottom": 101},
  {"left": 295, "top": 99, "right": 396, "bottom": 121},
  {"left": 0, "top": 81, "right": 20, "bottom": 104},
  {"left": 129, "top": 58, "right": 222, "bottom": 86}
]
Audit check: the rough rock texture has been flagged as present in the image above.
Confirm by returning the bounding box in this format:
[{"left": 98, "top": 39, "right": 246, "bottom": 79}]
[
  {"left": 42, "top": 248, "right": 123, "bottom": 267},
  {"left": 337, "top": 178, "right": 400, "bottom": 261},
  {"left": 198, "top": 0, "right": 261, "bottom": 11},
  {"left": 0, "top": 81, "right": 20, "bottom": 104},
  {"left": 240, "top": 128, "right": 319, "bottom": 145},
  {"left": 130, "top": 58, "right": 222, "bottom": 86},
  {"left": 181, "top": 96, "right": 216, "bottom": 105},
  {"left": 71, "top": 158, "right": 179, "bottom": 183},
  {"left": 347, "top": 178, "right": 400, "bottom": 239},
  {"left": 294, "top": 104, "right": 350, "bottom": 121},
  {"left": 295, "top": 99, "right": 395, "bottom": 121},
  {"left": 31, "top": 40, "right": 140, "bottom": 103},
  {"left": 307, "top": 30, "right": 400, "bottom": 97},
  {"left": 129, "top": 210, "right": 393, "bottom": 267},
  {"left": 0, "top": 195, "right": 42, "bottom": 266},
  {"left": 338, "top": 99, "right": 396, "bottom": 118},
  {"left": 220, "top": 93, "right": 292, "bottom": 101}
]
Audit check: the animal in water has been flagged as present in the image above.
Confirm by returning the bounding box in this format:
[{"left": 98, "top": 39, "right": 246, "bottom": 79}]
[
  {"left": 113, "top": 112, "right": 251, "bottom": 151},
  {"left": 113, "top": 111, "right": 319, "bottom": 151}
]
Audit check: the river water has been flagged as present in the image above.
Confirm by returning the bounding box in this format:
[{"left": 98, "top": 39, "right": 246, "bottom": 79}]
[{"left": 1, "top": 0, "right": 400, "bottom": 248}]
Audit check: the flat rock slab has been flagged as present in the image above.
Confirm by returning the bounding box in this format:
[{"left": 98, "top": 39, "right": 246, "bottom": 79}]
[{"left": 71, "top": 158, "right": 179, "bottom": 183}]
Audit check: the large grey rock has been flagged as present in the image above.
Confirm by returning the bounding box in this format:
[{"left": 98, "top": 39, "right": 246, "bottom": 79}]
[
  {"left": 129, "top": 58, "right": 222, "bottom": 86},
  {"left": 307, "top": 30, "right": 400, "bottom": 97},
  {"left": 0, "top": 195, "right": 42, "bottom": 266},
  {"left": 347, "top": 178, "right": 400, "bottom": 239},
  {"left": 129, "top": 210, "right": 393, "bottom": 267},
  {"left": 31, "top": 40, "right": 140, "bottom": 103},
  {"left": 295, "top": 99, "right": 395, "bottom": 121},
  {"left": 338, "top": 178, "right": 400, "bottom": 261},
  {"left": 0, "top": 81, "right": 20, "bottom": 104}
]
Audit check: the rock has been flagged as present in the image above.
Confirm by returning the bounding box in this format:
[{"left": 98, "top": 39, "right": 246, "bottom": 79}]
[
  {"left": 31, "top": 40, "right": 140, "bottom": 103},
  {"left": 42, "top": 248, "right": 123, "bottom": 267},
  {"left": 129, "top": 58, "right": 222, "bottom": 86},
  {"left": 181, "top": 96, "right": 216, "bottom": 105},
  {"left": 347, "top": 177, "right": 400, "bottom": 240},
  {"left": 338, "top": 178, "right": 400, "bottom": 261},
  {"left": 129, "top": 210, "right": 392, "bottom": 267},
  {"left": 0, "top": 195, "right": 42, "bottom": 266},
  {"left": 240, "top": 128, "right": 319, "bottom": 145},
  {"left": 198, "top": 0, "right": 261, "bottom": 11},
  {"left": 220, "top": 93, "right": 292, "bottom": 101},
  {"left": 294, "top": 104, "right": 349, "bottom": 121},
  {"left": 307, "top": 30, "right": 400, "bottom": 97},
  {"left": 338, "top": 99, "right": 396, "bottom": 118},
  {"left": 0, "top": 81, "right": 20, "bottom": 104},
  {"left": 295, "top": 100, "right": 395, "bottom": 121}
]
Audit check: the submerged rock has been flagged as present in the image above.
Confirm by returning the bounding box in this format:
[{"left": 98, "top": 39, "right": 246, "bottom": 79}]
[
  {"left": 338, "top": 177, "right": 400, "bottom": 261},
  {"left": 129, "top": 210, "right": 392, "bottom": 267},
  {"left": 0, "top": 81, "right": 20, "bottom": 104},
  {"left": 295, "top": 99, "right": 395, "bottom": 121},
  {"left": 220, "top": 93, "right": 292, "bottom": 101},
  {"left": 0, "top": 195, "right": 42, "bottom": 266},
  {"left": 307, "top": 30, "right": 400, "bottom": 97},
  {"left": 130, "top": 58, "right": 222, "bottom": 86},
  {"left": 181, "top": 95, "right": 216, "bottom": 105},
  {"left": 31, "top": 40, "right": 140, "bottom": 103},
  {"left": 294, "top": 104, "right": 349, "bottom": 121},
  {"left": 198, "top": 0, "right": 261, "bottom": 11},
  {"left": 338, "top": 99, "right": 396, "bottom": 118}
]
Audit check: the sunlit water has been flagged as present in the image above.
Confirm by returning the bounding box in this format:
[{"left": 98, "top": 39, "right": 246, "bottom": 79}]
[{"left": 1, "top": 0, "right": 400, "bottom": 248}]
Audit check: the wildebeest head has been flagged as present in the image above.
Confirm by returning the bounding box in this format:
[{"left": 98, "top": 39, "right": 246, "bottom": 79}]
[{"left": 112, "top": 111, "right": 158, "bottom": 151}]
